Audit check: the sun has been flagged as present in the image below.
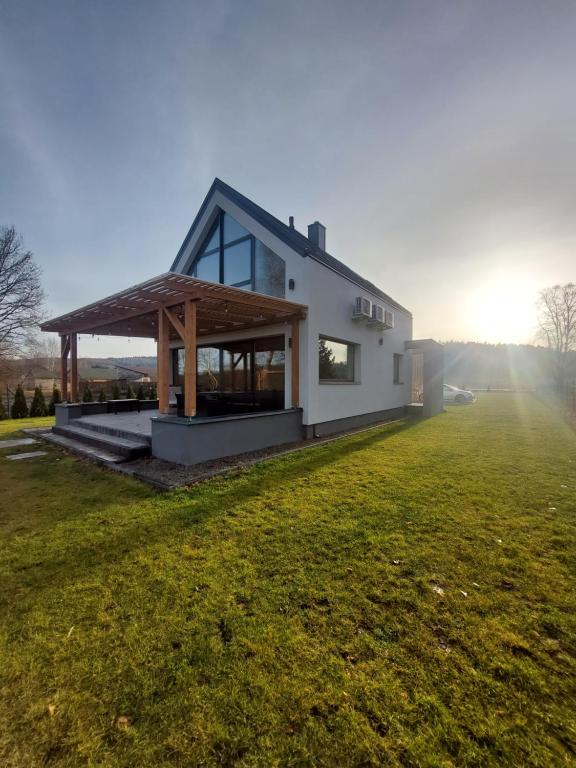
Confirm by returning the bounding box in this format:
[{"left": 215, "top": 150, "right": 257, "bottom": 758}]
[{"left": 465, "top": 272, "right": 540, "bottom": 344}]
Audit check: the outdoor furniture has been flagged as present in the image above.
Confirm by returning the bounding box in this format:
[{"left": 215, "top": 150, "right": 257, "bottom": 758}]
[{"left": 107, "top": 398, "right": 142, "bottom": 415}]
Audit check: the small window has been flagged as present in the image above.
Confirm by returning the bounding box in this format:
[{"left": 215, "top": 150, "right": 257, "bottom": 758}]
[
  {"left": 319, "top": 336, "right": 355, "bottom": 382},
  {"left": 393, "top": 353, "right": 403, "bottom": 384}
]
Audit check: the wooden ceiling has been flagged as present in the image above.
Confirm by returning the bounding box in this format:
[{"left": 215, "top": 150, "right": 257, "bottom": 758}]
[{"left": 41, "top": 273, "right": 307, "bottom": 339}]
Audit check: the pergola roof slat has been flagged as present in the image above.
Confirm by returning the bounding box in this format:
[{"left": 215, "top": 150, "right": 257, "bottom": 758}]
[{"left": 41, "top": 272, "right": 307, "bottom": 338}]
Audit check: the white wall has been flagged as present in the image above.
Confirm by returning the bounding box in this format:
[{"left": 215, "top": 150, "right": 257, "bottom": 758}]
[{"left": 172, "top": 191, "right": 413, "bottom": 426}]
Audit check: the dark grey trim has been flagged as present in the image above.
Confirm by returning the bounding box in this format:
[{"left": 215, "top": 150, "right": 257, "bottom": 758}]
[
  {"left": 304, "top": 406, "right": 406, "bottom": 438},
  {"left": 151, "top": 408, "right": 304, "bottom": 465},
  {"left": 170, "top": 178, "right": 412, "bottom": 316}
]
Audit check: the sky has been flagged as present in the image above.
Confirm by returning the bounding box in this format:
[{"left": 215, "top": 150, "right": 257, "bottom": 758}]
[{"left": 1, "top": 0, "right": 575, "bottom": 357}]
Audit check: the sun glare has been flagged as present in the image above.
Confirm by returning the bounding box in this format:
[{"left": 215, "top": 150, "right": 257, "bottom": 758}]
[{"left": 465, "top": 273, "right": 539, "bottom": 344}]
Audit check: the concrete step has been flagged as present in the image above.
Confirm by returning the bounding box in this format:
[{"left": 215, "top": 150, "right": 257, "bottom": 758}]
[
  {"left": 70, "top": 419, "right": 152, "bottom": 445},
  {"left": 41, "top": 432, "right": 128, "bottom": 464},
  {"left": 52, "top": 425, "right": 150, "bottom": 460}
]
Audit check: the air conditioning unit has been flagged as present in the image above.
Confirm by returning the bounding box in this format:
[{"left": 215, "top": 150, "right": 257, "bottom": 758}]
[
  {"left": 353, "top": 296, "right": 372, "bottom": 320},
  {"left": 383, "top": 309, "right": 395, "bottom": 329},
  {"left": 369, "top": 303, "right": 385, "bottom": 327}
]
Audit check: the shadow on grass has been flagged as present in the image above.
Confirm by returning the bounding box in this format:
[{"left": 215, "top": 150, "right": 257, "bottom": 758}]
[{"left": 1, "top": 416, "right": 423, "bottom": 608}]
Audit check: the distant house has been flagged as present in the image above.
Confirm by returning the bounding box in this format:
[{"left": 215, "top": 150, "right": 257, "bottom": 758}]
[{"left": 42, "top": 179, "right": 443, "bottom": 465}]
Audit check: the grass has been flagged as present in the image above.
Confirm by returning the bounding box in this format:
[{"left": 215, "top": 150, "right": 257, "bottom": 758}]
[{"left": 0, "top": 395, "right": 575, "bottom": 767}]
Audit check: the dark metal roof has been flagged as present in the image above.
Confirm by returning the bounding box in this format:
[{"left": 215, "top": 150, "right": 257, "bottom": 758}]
[{"left": 170, "top": 178, "right": 411, "bottom": 316}]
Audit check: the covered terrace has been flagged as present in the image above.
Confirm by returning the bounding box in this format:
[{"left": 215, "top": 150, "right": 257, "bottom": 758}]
[{"left": 41, "top": 272, "right": 307, "bottom": 418}]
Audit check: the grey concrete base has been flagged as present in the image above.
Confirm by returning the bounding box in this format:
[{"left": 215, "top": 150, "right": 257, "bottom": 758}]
[
  {"left": 304, "top": 406, "right": 406, "bottom": 439},
  {"left": 151, "top": 409, "right": 304, "bottom": 465},
  {"left": 55, "top": 403, "right": 83, "bottom": 426}
]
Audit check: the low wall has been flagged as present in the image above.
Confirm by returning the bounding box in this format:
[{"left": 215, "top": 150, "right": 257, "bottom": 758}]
[
  {"left": 151, "top": 409, "right": 304, "bottom": 465},
  {"left": 55, "top": 400, "right": 159, "bottom": 426}
]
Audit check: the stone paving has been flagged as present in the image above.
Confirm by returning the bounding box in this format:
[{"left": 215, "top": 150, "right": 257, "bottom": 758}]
[
  {"left": 0, "top": 438, "right": 37, "bottom": 449},
  {"left": 6, "top": 451, "right": 48, "bottom": 461}
]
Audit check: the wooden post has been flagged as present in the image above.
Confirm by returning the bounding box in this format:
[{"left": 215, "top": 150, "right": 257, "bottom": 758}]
[
  {"left": 184, "top": 300, "right": 197, "bottom": 417},
  {"left": 70, "top": 332, "right": 78, "bottom": 402},
  {"left": 291, "top": 317, "right": 300, "bottom": 408},
  {"left": 158, "top": 307, "right": 170, "bottom": 414},
  {"left": 60, "top": 334, "right": 69, "bottom": 401}
]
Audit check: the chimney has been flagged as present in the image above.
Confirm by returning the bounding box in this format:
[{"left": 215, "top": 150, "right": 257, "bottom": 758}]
[
  {"left": 308, "top": 221, "right": 326, "bottom": 251},
  {"left": 289, "top": 215, "right": 295, "bottom": 229}
]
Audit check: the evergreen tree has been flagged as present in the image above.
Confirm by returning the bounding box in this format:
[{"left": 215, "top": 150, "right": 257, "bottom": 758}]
[
  {"left": 48, "top": 386, "right": 62, "bottom": 416},
  {"left": 136, "top": 384, "right": 145, "bottom": 400},
  {"left": 112, "top": 383, "right": 120, "bottom": 399},
  {"left": 82, "top": 386, "right": 93, "bottom": 403},
  {"left": 149, "top": 383, "right": 157, "bottom": 399},
  {"left": 125, "top": 383, "right": 135, "bottom": 399},
  {"left": 318, "top": 338, "right": 336, "bottom": 379},
  {"left": 11, "top": 384, "right": 29, "bottom": 419},
  {"left": 29, "top": 386, "right": 47, "bottom": 417},
  {"left": 98, "top": 388, "right": 106, "bottom": 403}
]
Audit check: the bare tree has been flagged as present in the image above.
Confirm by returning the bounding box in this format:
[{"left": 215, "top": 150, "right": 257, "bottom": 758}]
[
  {"left": 538, "top": 283, "right": 576, "bottom": 393},
  {"left": 0, "top": 226, "right": 45, "bottom": 358},
  {"left": 26, "top": 333, "right": 60, "bottom": 378}
]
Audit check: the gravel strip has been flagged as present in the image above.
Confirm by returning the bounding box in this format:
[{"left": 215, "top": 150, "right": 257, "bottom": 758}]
[{"left": 122, "top": 417, "right": 405, "bottom": 489}]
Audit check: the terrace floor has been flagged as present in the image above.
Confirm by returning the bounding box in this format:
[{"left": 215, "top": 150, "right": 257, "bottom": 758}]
[{"left": 78, "top": 409, "right": 158, "bottom": 437}]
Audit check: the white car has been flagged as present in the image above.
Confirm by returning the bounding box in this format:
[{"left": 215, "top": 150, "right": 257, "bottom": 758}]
[{"left": 443, "top": 384, "right": 476, "bottom": 404}]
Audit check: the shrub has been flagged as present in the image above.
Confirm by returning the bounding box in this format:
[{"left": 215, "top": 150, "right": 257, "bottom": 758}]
[
  {"left": 112, "top": 384, "right": 120, "bottom": 399},
  {"left": 11, "top": 385, "right": 29, "bottom": 419},
  {"left": 98, "top": 388, "right": 106, "bottom": 403},
  {"left": 82, "top": 386, "right": 93, "bottom": 403},
  {"left": 48, "top": 386, "right": 62, "bottom": 416},
  {"left": 125, "top": 383, "right": 135, "bottom": 399},
  {"left": 136, "top": 384, "right": 145, "bottom": 400},
  {"left": 0, "top": 398, "right": 6, "bottom": 420},
  {"left": 149, "top": 383, "right": 157, "bottom": 399},
  {"left": 29, "top": 387, "right": 47, "bottom": 417}
]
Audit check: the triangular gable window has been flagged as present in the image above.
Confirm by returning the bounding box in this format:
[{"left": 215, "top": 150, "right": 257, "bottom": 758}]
[
  {"left": 189, "top": 210, "right": 252, "bottom": 288},
  {"left": 188, "top": 209, "right": 285, "bottom": 297}
]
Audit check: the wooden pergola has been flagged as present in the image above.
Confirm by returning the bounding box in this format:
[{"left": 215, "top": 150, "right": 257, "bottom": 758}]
[{"left": 41, "top": 273, "right": 307, "bottom": 417}]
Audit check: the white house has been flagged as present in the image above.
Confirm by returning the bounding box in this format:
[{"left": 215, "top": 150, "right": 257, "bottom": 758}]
[{"left": 42, "top": 179, "right": 443, "bottom": 465}]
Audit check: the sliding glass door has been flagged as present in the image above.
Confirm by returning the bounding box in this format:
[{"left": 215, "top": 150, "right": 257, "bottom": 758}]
[{"left": 172, "top": 335, "right": 285, "bottom": 415}]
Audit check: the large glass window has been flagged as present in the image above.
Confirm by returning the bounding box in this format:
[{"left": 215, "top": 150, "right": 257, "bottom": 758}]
[
  {"left": 188, "top": 209, "right": 285, "bottom": 297},
  {"left": 319, "top": 336, "right": 355, "bottom": 382},
  {"left": 195, "top": 250, "right": 219, "bottom": 283},
  {"left": 223, "top": 215, "right": 249, "bottom": 244},
  {"left": 172, "top": 335, "right": 286, "bottom": 413},
  {"left": 224, "top": 239, "right": 252, "bottom": 286}
]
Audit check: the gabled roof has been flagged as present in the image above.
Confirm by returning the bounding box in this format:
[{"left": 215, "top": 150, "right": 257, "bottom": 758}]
[{"left": 171, "top": 178, "right": 411, "bottom": 316}]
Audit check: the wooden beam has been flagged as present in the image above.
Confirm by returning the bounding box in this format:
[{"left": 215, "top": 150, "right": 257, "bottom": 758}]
[
  {"left": 291, "top": 317, "right": 300, "bottom": 408},
  {"left": 70, "top": 333, "right": 78, "bottom": 402},
  {"left": 184, "top": 300, "right": 197, "bottom": 417},
  {"left": 60, "top": 334, "right": 69, "bottom": 401},
  {"left": 163, "top": 306, "right": 186, "bottom": 340},
  {"left": 157, "top": 307, "right": 170, "bottom": 414}
]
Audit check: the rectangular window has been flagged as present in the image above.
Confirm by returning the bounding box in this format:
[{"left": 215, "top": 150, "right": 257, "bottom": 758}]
[
  {"left": 319, "top": 336, "right": 355, "bottom": 382},
  {"left": 393, "top": 353, "right": 403, "bottom": 384}
]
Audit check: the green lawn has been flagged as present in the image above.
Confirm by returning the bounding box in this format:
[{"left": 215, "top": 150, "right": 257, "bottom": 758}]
[{"left": 1, "top": 395, "right": 575, "bottom": 767}]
